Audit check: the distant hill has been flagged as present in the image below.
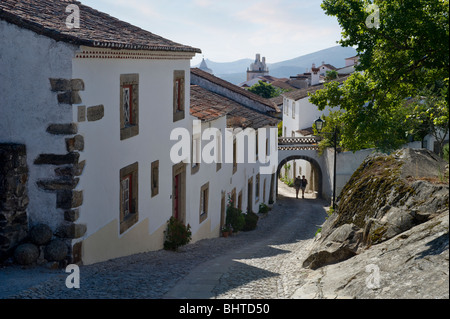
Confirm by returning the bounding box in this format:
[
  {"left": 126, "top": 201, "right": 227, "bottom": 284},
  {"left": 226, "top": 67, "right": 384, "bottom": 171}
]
[{"left": 194, "top": 45, "right": 357, "bottom": 85}]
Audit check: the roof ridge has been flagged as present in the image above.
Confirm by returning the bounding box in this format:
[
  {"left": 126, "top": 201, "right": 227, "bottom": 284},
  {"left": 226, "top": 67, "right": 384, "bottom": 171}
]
[
  {"left": 0, "top": 0, "right": 201, "bottom": 53},
  {"left": 191, "top": 68, "right": 279, "bottom": 112}
]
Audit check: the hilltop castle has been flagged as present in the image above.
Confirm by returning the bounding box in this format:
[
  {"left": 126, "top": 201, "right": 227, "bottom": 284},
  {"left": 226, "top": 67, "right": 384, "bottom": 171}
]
[{"left": 247, "top": 54, "right": 269, "bottom": 81}]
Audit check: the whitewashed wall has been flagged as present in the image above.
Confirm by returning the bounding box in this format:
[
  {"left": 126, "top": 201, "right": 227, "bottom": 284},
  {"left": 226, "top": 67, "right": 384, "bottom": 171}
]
[
  {"left": 0, "top": 20, "right": 77, "bottom": 229},
  {"left": 72, "top": 54, "right": 194, "bottom": 263},
  {"left": 282, "top": 96, "right": 332, "bottom": 137}
]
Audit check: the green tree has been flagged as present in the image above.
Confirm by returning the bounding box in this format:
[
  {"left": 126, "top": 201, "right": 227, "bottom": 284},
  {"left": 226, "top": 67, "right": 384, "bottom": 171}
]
[
  {"left": 248, "top": 80, "right": 286, "bottom": 98},
  {"left": 309, "top": 0, "right": 449, "bottom": 153},
  {"left": 324, "top": 70, "right": 338, "bottom": 81},
  {"left": 406, "top": 79, "right": 449, "bottom": 157}
]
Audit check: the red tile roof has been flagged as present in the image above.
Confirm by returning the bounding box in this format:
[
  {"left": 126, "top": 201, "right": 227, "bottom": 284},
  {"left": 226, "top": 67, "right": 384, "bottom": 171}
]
[
  {"left": 296, "top": 127, "right": 314, "bottom": 136},
  {"left": 190, "top": 85, "right": 279, "bottom": 129},
  {"left": 191, "top": 68, "right": 280, "bottom": 113},
  {"left": 0, "top": 0, "right": 201, "bottom": 53}
]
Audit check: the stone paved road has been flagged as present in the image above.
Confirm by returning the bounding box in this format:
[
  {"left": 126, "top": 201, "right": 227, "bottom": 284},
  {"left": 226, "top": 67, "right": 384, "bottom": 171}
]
[{"left": 0, "top": 183, "right": 328, "bottom": 299}]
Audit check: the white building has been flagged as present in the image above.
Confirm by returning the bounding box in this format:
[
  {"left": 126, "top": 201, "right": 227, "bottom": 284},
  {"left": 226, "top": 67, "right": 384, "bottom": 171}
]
[
  {"left": 0, "top": 0, "right": 280, "bottom": 265},
  {"left": 280, "top": 76, "right": 348, "bottom": 194},
  {"left": 189, "top": 83, "right": 279, "bottom": 231}
]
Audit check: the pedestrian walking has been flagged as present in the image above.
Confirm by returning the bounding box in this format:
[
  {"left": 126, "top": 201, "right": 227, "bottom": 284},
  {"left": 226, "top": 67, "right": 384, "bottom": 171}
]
[
  {"left": 294, "top": 175, "right": 302, "bottom": 199},
  {"left": 301, "top": 175, "right": 308, "bottom": 199}
]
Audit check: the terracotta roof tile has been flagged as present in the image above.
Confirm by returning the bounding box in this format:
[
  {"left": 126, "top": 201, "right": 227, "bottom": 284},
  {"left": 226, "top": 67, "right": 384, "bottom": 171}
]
[
  {"left": 296, "top": 127, "right": 314, "bottom": 136},
  {"left": 0, "top": 0, "right": 201, "bottom": 53},
  {"left": 190, "top": 85, "right": 279, "bottom": 129},
  {"left": 191, "top": 68, "right": 280, "bottom": 112}
]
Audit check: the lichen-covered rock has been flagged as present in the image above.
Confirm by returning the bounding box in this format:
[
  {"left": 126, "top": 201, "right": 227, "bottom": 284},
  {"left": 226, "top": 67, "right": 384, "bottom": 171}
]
[
  {"left": 303, "top": 148, "right": 449, "bottom": 270},
  {"left": 294, "top": 210, "right": 449, "bottom": 299},
  {"left": 14, "top": 243, "right": 39, "bottom": 265}
]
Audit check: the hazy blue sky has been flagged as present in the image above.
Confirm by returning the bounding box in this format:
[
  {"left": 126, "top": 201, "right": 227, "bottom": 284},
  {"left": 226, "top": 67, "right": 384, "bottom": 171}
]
[{"left": 80, "top": 0, "right": 343, "bottom": 65}]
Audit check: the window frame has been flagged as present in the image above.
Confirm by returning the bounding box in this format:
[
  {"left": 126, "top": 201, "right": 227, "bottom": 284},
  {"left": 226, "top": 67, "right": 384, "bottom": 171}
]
[
  {"left": 120, "top": 162, "right": 139, "bottom": 234},
  {"left": 191, "top": 134, "right": 201, "bottom": 174},
  {"left": 199, "top": 182, "right": 209, "bottom": 223},
  {"left": 151, "top": 160, "right": 159, "bottom": 197},
  {"left": 120, "top": 74, "right": 139, "bottom": 140},
  {"left": 173, "top": 70, "right": 186, "bottom": 122}
]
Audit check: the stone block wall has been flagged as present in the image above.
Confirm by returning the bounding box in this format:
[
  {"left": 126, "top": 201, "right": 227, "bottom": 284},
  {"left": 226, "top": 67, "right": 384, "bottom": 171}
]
[{"left": 0, "top": 144, "right": 29, "bottom": 262}]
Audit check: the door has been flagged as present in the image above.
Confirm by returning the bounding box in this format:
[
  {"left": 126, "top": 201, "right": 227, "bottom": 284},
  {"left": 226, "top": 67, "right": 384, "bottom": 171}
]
[
  {"left": 172, "top": 163, "right": 186, "bottom": 224},
  {"left": 247, "top": 177, "right": 253, "bottom": 213}
]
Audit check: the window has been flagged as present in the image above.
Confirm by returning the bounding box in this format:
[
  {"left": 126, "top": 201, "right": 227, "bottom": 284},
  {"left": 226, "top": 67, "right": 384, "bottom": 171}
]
[
  {"left": 151, "top": 160, "right": 159, "bottom": 197},
  {"left": 122, "top": 176, "right": 131, "bottom": 215},
  {"left": 292, "top": 101, "right": 295, "bottom": 119},
  {"left": 173, "top": 70, "right": 185, "bottom": 122},
  {"left": 120, "top": 162, "right": 138, "bottom": 234},
  {"left": 231, "top": 188, "right": 236, "bottom": 208},
  {"left": 123, "top": 85, "right": 133, "bottom": 126},
  {"left": 199, "top": 182, "right": 209, "bottom": 223},
  {"left": 216, "top": 129, "right": 222, "bottom": 172},
  {"left": 120, "top": 74, "right": 139, "bottom": 140},
  {"left": 191, "top": 135, "right": 201, "bottom": 174},
  {"left": 255, "top": 131, "right": 259, "bottom": 160}
]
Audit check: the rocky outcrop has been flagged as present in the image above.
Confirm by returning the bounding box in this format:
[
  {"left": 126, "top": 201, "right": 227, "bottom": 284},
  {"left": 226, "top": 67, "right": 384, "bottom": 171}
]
[
  {"left": 294, "top": 209, "right": 449, "bottom": 299},
  {"left": 303, "top": 148, "right": 449, "bottom": 271}
]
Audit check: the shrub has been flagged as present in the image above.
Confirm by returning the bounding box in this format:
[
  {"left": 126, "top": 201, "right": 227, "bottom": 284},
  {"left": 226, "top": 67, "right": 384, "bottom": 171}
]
[
  {"left": 443, "top": 143, "right": 449, "bottom": 162},
  {"left": 243, "top": 211, "right": 259, "bottom": 231},
  {"left": 163, "top": 217, "right": 192, "bottom": 251},
  {"left": 258, "top": 203, "right": 270, "bottom": 214},
  {"left": 226, "top": 206, "right": 245, "bottom": 232}
]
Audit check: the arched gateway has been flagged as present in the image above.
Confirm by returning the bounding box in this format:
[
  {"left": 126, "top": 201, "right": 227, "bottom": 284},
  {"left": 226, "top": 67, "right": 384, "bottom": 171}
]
[
  {"left": 277, "top": 137, "right": 328, "bottom": 200},
  {"left": 277, "top": 154, "right": 323, "bottom": 198}
]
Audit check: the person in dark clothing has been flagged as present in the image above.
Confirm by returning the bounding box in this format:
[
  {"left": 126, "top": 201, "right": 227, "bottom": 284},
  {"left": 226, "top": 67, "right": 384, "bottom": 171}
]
[
  {"left": 301, "top": 175, "right": 308, "bottom": 199},
  {"left": 294, "top": 175, "right": 302, "bottom": 199}
]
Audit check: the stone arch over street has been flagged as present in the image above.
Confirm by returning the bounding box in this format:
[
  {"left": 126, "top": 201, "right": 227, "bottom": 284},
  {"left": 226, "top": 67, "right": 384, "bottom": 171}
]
[{"left": 276, "top": 154, "right": 323, "bottom": 199}]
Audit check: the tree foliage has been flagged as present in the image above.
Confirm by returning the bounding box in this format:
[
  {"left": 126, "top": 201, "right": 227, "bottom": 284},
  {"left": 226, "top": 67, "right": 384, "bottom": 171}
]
[
  {"left": 248, "top": 80, "right": 286, "bottom": 98},
  {"left": 309, "top": 0, "right": 449, "bottom": 154}
]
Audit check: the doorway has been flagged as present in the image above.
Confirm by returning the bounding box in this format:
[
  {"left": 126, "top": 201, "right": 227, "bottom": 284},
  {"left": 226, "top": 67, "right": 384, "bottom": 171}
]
[{"left": 172, "top": 162, "right": 186, "bottom": 224}]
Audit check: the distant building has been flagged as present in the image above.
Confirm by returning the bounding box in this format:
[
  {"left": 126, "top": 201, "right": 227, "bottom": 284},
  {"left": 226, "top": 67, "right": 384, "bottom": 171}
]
[
  {"left": 199, "top": 58, "right": 213, "bottom": 74},
  {"left": 247, "top": 54, "right": 269, "bottom": 81}
]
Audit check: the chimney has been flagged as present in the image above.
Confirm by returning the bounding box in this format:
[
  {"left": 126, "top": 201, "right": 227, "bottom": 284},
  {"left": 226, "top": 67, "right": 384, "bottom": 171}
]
[{"left": 311, "top": 63, "right": 320, "bottom": 86}]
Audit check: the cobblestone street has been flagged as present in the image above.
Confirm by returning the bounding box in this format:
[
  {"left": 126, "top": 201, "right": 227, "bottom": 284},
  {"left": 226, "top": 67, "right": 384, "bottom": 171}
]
[{"left": 0, "top": 183, "right": 328, "bottom": 299}]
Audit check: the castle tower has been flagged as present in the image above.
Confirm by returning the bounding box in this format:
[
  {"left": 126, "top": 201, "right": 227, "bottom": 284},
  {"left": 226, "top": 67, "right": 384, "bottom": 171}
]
[{"left": 246, "top": 53, "right": 269, "bottom": 81}]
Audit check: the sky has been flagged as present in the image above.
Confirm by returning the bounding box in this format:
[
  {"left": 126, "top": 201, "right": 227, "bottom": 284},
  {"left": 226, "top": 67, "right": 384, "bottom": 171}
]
[{"left": 80, "top": 0, "right": 344, "bottom": 66}]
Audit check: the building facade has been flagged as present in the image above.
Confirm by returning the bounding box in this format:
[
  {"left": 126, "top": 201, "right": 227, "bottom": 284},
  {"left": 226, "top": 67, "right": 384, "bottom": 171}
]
[{"left": 0, "top": 0, "right": 279, "bottom": 265}]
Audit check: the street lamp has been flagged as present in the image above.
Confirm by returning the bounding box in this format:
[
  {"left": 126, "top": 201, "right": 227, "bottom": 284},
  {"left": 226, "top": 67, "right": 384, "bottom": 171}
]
[
  {"left": 314, "top": 118, "right": 324, "bottom": 133},
  {"left": 314, "top": 118, "right": 337, "bottom": 210}
]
